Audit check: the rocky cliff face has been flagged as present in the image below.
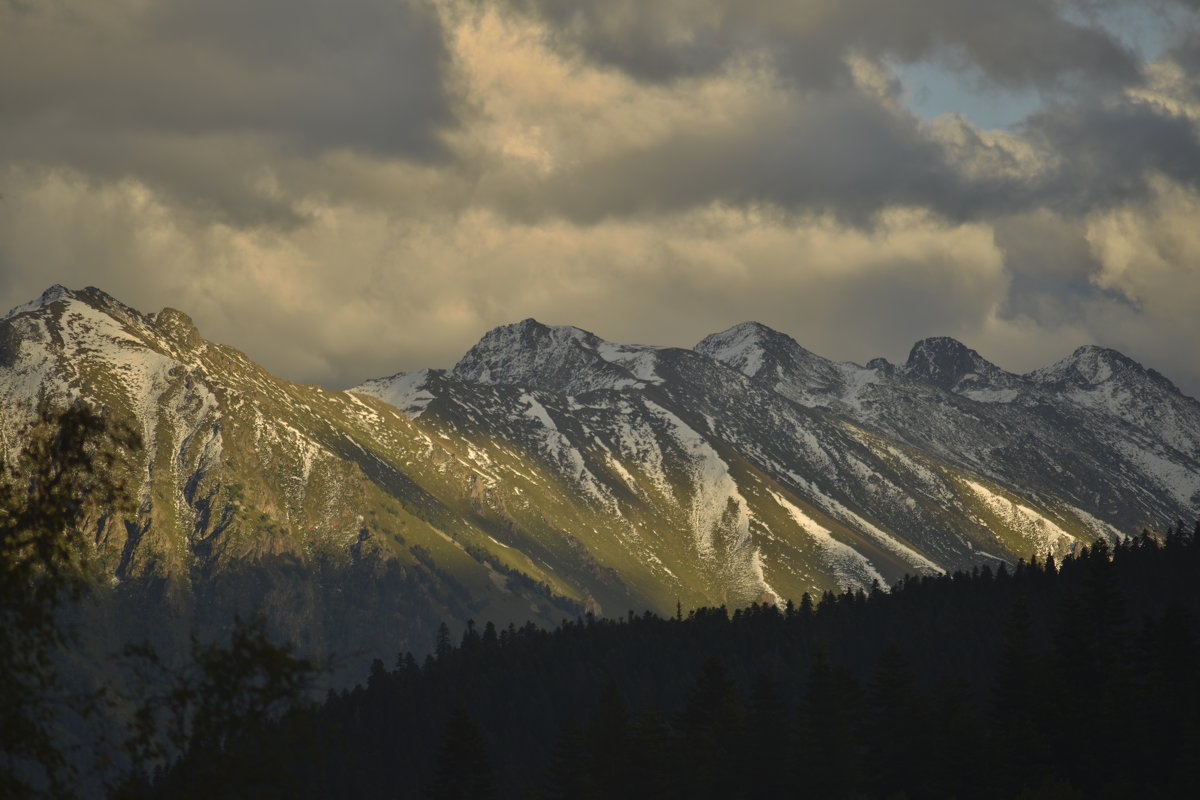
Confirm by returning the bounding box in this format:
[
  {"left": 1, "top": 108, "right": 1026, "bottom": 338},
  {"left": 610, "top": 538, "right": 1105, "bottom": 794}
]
[{"left": 3, "top": 287, "right": 1198, "bottom": 664}]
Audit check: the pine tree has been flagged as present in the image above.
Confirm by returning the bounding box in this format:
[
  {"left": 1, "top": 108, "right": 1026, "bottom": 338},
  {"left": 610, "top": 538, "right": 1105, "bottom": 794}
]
[
  {"left": 367, "top": 658, "right": 388, "bottom": 691},
  {"left": 797, "top": 652, "right": 862, "bottom": 798},
  {"left": 926, "top": 676, "right": 981, "bottom": 798},
  {"left": 1135, "top": 602, "right": 1200, "bottom": 791},
  {"left": 482, "top": 621, "right": 498, "bottom": 649},
  {"left": 798, "top": 592, "right": 814, "bottom": 618},
  {"left": 865, "top": 644, "right": 928, "bottom": 797},
  {"left": 745, "top": 674, "right": 791, "bottom": 800},
  {"left": 675, "top": 657, "right": 746, "bottom": 799},
  {"left": 626, "top": 711, "right": 670, "bottom": 797},
  {"left": 587, "top": 681, "right": 633, "bottom": 797},
  {"left": 992, "top": 597, "right": 1052, "bottom": 792},
  {"left": 543, "top": 720, "right": 591, "bottom": 800},
  {"left": 434, "top": 622, "right": 453, "bottom": 661},
  {"left": 460, "top": 619, "right": 481, "bottom": 653},
  {"left": 122, "top": 616, "right": 324, "bottom": 798},
  {"left": 425, "top": 706, "right": 495, "bottom": 800}
]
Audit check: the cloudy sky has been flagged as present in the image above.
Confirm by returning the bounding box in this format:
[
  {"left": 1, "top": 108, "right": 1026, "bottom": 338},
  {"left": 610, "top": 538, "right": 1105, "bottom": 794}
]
[{"left": 3, "top": 0, "right": 1200, "bottom": 395}]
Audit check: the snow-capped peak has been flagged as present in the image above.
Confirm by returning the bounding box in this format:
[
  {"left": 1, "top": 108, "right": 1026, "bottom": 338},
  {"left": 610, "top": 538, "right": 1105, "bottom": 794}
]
[
  {"left": 696, "top": 321, "right": 842, "bottom": 386},
  {"left": 3, "top": 284, "right": 74, "bottom": 320},
  {"left": 902, "top": 337, "right": 1014, "bottom": 392},
  {"left": 450, "top": 319, "right": 658, "bottom": 394},
  {"left": 694, "top": 322, "right": 801, "bottom": 378},
  {"left": 1028, "top": 345, "right": 1146, "bottom": 388},
  {"left": 3, "top": 286, "right": 153, "bottom": 344}
]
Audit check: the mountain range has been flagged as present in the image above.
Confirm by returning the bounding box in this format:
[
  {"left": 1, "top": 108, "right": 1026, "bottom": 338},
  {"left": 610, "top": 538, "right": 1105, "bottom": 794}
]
[{"left": 2, "top": 285, "right": 1198, "bottom": 662}]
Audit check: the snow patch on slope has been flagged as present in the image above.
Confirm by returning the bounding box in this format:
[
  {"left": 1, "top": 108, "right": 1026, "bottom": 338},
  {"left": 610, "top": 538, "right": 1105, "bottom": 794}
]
[
  {"left": 1114, "top": 441, "right": 1200, "bottom": 506},
  {"left": 836, "top": 364, "right": 883, "bottom": 414},
  {"left": 645, "top": 400, "right": 751, "bottom": 557},
  {"left": 354, "top": 369, "right": 437, "bottom": 418},
  {"left": 595, "top": 342, "right": 664, "bottom": 385},
  {"left": 0, "top": 316, "right": 75, "bottom": 424},
  {"left": 962, "top": 480, "right": 1077, "bottom": 556},
  {"left": 274, "top": 420, "right": 324, "bottom": 484},
  {"left": 519, "top": 393, "right": 617, "bottom": 511},
  {"left": 767, "top": 489, "right": 885, "bottom": 591},
  {"left": 602, "top": 401, "right": 672, "bottom": 497},
  {"left": 60, "top": 299, "right": 182, "bottom": 444},
  {"left": 960, "top": 388, "right": 1020, "bottom": 404},
  {"left": 1066, "top": 504, "right": 1127, "bottom": 542},
  {"left": 783, "top": 469, "right": 943, "bottom": 575},
  {"left": 520, "top": 393, "right": 557, "bottom": 431}
]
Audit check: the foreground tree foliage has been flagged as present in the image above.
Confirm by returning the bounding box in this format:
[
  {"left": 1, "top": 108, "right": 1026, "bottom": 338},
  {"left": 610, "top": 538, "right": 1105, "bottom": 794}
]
[
  {"left": 145, "top": 521, "right": 1200, "bottom": 799},
  {"left": 0, "top": 400, "right": 140, "bottom": 797},
  {"left": 116, "top": 616, "right": 326, "bottom": 799},
  {"left": 0, "top": 402, "right": 321, "bottom": 799}
]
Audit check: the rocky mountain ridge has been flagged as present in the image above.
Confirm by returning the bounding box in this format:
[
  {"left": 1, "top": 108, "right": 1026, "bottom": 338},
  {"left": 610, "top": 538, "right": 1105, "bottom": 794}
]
[{"left": 3, "top": 286, "right": 1198, "bottom": 663}]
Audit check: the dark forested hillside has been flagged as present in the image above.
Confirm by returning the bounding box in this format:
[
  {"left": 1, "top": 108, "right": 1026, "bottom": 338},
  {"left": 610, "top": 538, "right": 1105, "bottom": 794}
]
[{"left": 136, "top": 523, "right": 1200, "bottom": 799}]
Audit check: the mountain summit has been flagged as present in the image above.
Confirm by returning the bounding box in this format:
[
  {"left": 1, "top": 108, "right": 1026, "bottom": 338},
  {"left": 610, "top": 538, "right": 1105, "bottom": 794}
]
[
  {"left": 1027, "top": 344, "right": 1200, "bottom": 460},
  {"left": 695, "top": 322, "right": 844, "bottom": 400},
  {"left": 449, "top": 318, "right": 658, "bottom": 394},
  {"left": 1032, "top": 344, "right": 1166, "bottom": 389},
  {"left": 902, "top": 336, "right": 1017, "bottom": 392}
]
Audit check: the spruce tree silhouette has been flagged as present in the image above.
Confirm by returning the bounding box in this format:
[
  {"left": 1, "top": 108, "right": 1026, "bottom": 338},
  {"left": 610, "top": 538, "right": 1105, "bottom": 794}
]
[
  {"left": 797, "top": 651, "right": 862, "bottom": 799},
  {"left": 675, "top": 656, "right": 746, "bottom": 800},
  {"left": 425, "top": 706, "right": 495, "bottom": 800},
  {"left": 992, "top": 597, "right": 1052, "bottom": 792},
  {"left": 865, "top": 644, "right": 927, "bottom": 797},
  {"left": 543, "top": 719, "right": 591, "bottom": 800},
  {"left": 587, "top": 680, "right": 633, "bottom": 797},
  {"left": 144, "top": 518, "right": 1200, "bottom": 798},
  {"left": 746, "top": 674, "right": 791, "bottom": 800}
]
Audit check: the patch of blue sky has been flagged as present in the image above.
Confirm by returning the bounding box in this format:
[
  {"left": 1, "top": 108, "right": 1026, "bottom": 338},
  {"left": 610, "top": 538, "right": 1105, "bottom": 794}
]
[
  {"left": 897, "top": 3, "right": 1192, "bottom": 130},
  {"left": 898, "top": 61, "right": 1041, "bottom": 130}
]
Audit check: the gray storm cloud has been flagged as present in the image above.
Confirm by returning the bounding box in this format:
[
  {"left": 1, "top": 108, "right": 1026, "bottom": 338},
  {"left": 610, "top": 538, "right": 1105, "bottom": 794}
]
[
  {"left": 1, "top": 0, "right": 1198, "bottom": 397},
  {"left": 498, "top": 0, "right": 1145, "bottom": 89},
  {"left": 480, "top": 85, "right": 972, "bottom": 225},
  {"left": 0, "top": 0, "right": 452, "bottom": 224}
]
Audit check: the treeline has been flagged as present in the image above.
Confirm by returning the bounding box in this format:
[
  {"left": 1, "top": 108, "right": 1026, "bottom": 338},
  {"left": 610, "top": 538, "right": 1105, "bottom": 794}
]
[{"left": 138, "top": 523, "right": 1200, "bottom": 799}]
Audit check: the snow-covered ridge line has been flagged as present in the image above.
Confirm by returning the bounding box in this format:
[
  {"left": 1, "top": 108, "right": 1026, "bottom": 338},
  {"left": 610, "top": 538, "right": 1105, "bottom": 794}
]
[
  {"left": 3, "top": 284, "right": 73, "bottom": 320},
  {"left": 4, "top": 285, "right": 1198, "bottom": 620}
]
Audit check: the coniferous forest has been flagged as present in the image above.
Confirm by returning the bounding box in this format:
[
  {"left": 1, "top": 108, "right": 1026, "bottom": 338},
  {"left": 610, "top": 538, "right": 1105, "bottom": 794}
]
[{"left": 128, "top": 522, "right": 1200, "bottom": 800}]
